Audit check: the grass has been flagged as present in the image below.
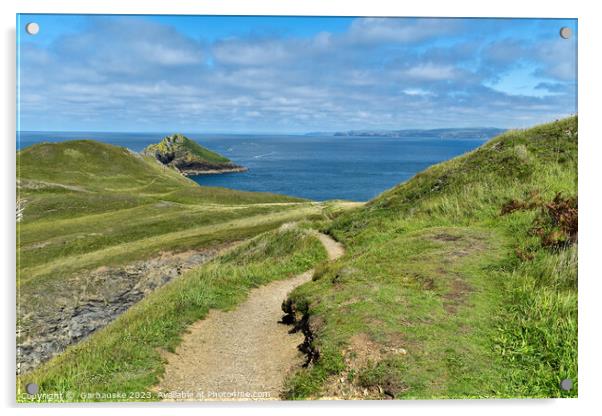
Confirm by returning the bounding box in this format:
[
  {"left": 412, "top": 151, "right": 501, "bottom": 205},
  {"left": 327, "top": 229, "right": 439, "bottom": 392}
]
[
  {"left": 19, "top": 204, "right": 318, "bottom": 285},
  {"left": 16, "top": 140, "right": 324, "bottom": 365},
  {"left": 143, "top": 133, "right": 231, "bottom": 164},
  {"left": 17, "top": 140, "right": 299, "bottom": 222},
  {"left": 17, "top": 228, "right": 327, "bottom": 402},
  {"left": 283, "top": 116, "right": 578, "bottom": 399},
  {"left": 16, "top": 118, "right": 578, "bottom": 401}
]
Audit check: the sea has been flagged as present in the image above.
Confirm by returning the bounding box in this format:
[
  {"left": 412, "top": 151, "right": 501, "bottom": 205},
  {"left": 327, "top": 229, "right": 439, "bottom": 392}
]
[{"left": 17, "top": 131, "right": 489, "bottom": 202}]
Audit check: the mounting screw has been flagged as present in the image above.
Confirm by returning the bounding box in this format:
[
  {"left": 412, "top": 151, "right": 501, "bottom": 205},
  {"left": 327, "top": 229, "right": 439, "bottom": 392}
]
[
  {"left": 25, "top": 22, "right": 40, "bottom": 36},
  {"left": 559, "top": 27, "right": 572, "bottom": 40},
  {"left": 560, "top": 378, "right": 573, "bottom": 391},
  {"left": 25, "top": 383, "right": 39, "bottom": 395}
]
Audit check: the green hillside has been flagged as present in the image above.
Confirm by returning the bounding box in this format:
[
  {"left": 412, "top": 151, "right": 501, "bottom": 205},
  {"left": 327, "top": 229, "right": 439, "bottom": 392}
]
[
  {"left": 17, "top": 140, "right": 309, "bottom": 284},
  {"left": 18, "top": 140, "right": 287, "bottom": 222},
  {"left": 284, "top": 117, "right": 578, "bottom": 399},
  {"left": 16, "top": 139, "right": 325, "bottom": 379}
]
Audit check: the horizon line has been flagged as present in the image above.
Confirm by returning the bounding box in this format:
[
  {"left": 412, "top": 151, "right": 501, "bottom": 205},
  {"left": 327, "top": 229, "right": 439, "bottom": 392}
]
[{"left": 17, "top": 126, "right": 508, "bottom": 136}]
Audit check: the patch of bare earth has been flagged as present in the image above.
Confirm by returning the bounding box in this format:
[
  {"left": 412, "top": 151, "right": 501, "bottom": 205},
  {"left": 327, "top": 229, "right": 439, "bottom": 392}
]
[
  {"left": 442, "top": 275, "right": 474, "bottom": 314},
  {"left": 320, "top": 333, "right": 409, "bottom": 400},
  {"left": 154, "top": 233, "right": 344, "bottom": 401}
]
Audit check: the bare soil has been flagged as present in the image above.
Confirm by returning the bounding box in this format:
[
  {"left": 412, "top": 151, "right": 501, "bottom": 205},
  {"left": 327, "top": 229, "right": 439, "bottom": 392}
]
[{"left": 155, "top": 232, "right": 344, "bottom": 401}]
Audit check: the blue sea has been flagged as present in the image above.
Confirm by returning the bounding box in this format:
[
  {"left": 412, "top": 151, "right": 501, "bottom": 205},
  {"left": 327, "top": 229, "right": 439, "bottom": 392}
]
[{"left": 17, "top": 131, "right": 487, "bottom": 202}]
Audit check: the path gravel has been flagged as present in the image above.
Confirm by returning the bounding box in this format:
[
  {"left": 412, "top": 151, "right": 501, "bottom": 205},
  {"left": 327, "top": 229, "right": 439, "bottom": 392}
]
[{"left": 155, "top": 232, "right": 343, "bottom": 401}]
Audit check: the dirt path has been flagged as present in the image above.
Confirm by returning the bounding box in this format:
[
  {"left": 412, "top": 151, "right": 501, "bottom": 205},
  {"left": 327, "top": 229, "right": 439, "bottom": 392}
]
[
  {"left": 155, "top": 232, "right": 344, "bottom": 401},
  {"left": 315, "top": 232, "right": 345, "bottom": 261}
]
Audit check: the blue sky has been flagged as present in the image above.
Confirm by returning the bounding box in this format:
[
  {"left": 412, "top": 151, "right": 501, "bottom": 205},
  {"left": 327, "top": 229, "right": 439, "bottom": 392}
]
[{"left": 17, "top": 14, "right": 577, "bottom": 133}]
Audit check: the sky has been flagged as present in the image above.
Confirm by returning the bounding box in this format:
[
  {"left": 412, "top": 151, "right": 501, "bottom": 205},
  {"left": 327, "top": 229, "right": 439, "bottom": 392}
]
[{"left": 17, "top": 14, "right": 577, "bottom": 133}]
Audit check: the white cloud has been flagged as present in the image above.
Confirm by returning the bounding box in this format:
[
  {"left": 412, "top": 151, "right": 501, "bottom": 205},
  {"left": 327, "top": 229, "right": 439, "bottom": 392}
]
[
  {"left": 17, "top": 16, "right": 577, "bottom": 132},
  {"left": 403, "top": 63, "right": 459, "bottom": 81},
  {"left": 213, "top": 39, "right": 293, "bottom": 66},
  {"left": 348, "top": 18, "right": 457, "bottom": 44},
  {"left": 403, "top": 88, "right": 433, "bottom": 96}
]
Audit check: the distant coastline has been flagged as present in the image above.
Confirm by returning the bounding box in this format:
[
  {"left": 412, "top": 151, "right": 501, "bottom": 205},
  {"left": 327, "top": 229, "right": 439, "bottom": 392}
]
[{"left": 306, "top": 127, "right": 505, "bottom": 139}]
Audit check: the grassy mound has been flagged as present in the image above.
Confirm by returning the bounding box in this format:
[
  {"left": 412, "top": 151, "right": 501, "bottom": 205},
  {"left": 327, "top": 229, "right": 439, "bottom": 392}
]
[
  {"left": 18, "top": 139, "right": 295, "bottom": 221},
  {"left": 284, "top": 116, "right": 578, "bottom": 399}
]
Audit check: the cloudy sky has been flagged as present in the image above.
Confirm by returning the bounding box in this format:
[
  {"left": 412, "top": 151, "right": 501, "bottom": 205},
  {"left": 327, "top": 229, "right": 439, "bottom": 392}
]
[{"left": 17, "top": 15, "right": 577, "bottom": 133}]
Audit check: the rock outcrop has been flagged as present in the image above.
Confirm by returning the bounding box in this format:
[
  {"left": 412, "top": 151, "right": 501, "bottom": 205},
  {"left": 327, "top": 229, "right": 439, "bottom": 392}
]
[
  {"left": 142, "top": 134, "right": 247, "bottom": 176},
  {"left": 17, "top": 249, "right": 218, "bottom": 374}
]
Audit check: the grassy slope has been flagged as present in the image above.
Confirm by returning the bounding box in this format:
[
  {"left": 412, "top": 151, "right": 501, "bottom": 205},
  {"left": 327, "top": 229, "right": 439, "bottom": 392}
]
[
  {"left": 18, "top": 228, "right": 327, "bottom": 402},
  {"left": 175, "top": 135, "right": 231, "bottom": 163},
  {"left": 18, "top": 140, "right": 295, "bottom": 221},
  {"left": 17, "top": 140, "right": 307, "bottom": 271},
  {"left": 143, "top": 134, "right": 231, "bottom": 164},
  {"left": 17, "top": 140, "right": 319, "bottom": 352},
  {"left": 284, "top": 117, "right": 577, "bottom": 399}
]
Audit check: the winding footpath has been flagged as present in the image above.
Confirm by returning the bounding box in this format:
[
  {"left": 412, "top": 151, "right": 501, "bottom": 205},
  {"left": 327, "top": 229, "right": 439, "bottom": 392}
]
[{"left": 155, "top": 232, "right": 344, "bottom": 401}]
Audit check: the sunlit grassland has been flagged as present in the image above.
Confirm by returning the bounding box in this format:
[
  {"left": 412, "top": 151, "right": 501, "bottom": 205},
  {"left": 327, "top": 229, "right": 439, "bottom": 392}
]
[{"left": 284, "top": 117, "right": 578, "bottom": 399}]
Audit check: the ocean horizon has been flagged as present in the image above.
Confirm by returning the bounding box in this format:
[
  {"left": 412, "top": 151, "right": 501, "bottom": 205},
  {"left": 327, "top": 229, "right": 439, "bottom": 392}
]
[{"left": 17, "top": 131, "right": 489, "bottom": 201}]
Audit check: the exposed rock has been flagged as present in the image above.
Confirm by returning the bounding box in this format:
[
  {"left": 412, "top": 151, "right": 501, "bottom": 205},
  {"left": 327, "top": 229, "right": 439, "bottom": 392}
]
[
  {"left": 17, "top": 249, "right": 218, "bottom": 374},
  {"left": 141, "top": 134, "right": 247, "bottom": 176}
]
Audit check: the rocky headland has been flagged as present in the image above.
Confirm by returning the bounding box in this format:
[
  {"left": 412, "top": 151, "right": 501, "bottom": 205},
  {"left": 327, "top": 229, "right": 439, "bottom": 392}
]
[{"left": 142, "top": 134, "right": 247, "bottom": 176}]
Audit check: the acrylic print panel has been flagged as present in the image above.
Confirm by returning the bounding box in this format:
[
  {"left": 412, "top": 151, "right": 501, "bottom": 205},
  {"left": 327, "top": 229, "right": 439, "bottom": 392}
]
[{"left": 16, "top": 14, "right": 577, "bottom": 402}]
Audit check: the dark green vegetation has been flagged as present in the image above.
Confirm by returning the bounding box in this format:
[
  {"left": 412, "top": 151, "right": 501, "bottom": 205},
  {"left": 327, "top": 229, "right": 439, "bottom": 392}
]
[
  {"left": 284, "top": 117, "right": 578, "bottom": 399},
  {"left": 142, "top": 134, "right": 246, "bottom": 175},
  {"left": 18, "top": 228, "right": 327, "bottom": 402}
]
